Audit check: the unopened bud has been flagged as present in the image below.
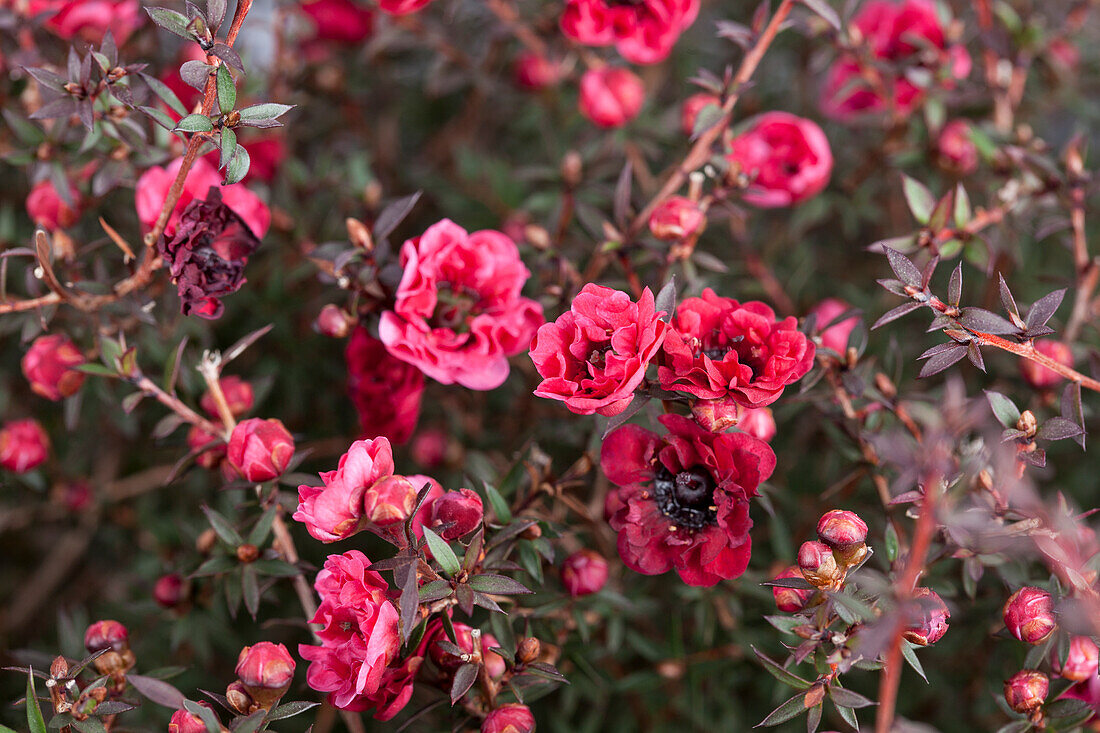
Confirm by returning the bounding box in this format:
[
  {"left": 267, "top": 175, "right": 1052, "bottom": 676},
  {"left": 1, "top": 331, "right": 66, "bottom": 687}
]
[
  {"left": 84, "top": 620, "right": 129, "bottom": 654},
  {"left": 561, "top": 151, "right": 583, "bottom": 187},
  {"left": 225, "top": 680, "right": 254, "bottom": 714},
  {"left": 153, "top": 573, "right": 187, "bottom": 609},
  {"left": 1004, "top": 586, "right": 1056, "bottom": 644},
  {"left": 1052, "top": 636, "right": 1099, "bottom": 682},
  {"left": 482, "top": 703, "right": 536, "bottom": 733},
  {"left": 50, "top": 656, "right": 69, "bottom": 679},
  {"left": 816, "top": 509, "right": 869, "bottom": 565},
  {"left": 200, "top": 376, "right": 254, "bottom": 419},
  {"left": 520, "top": 523, "right": 542, "bottom": 540},
  {"left": 1016, "top": 410, "right": 1038, "bottom": 438},
  {"left": 316, "top": 304, "right": 354, "bottom": 338},
  {"left": 691, "top": 396, "right": 742, "bottom": 433},
  {"left": 236, "top": 544, "right": 260, "bottom": 563},
  {"left": 346, "top": 217, "right": 374, "bottom": 251},
  {"left": 517, "top": 637, "right": 541, "bottom": 664},
  {"left": 902, "top": 587, "right": 950, "bottom": 646},
  {"left": 648, "top": 196, "right": 705, "bottom": 242},
  {"left": 236, "top": 642, "right": 295, "bottom": 709},
  {"left": 1004, "top": 670, "right": 1048, "bottom": 713},
  {"left": 798, "top": 541, "right": 843, "bottom": 588},
  {"left": 523, "top": 224, "right": 551, "bottom": 251},
  {"left": 363, "top": 475, "right": 417, "bottom": 527},
  {"left": 196, "top": 528, "right": 218, "bottom": 555},
  {"left": 428, "top": 488, "right": 484, "bottom": 540},
  {"left": 772, "top": 566, "right": 814, "bottom": 613},
  {"left": 560, "top": 549, "right": 609, "bottom": 597}
]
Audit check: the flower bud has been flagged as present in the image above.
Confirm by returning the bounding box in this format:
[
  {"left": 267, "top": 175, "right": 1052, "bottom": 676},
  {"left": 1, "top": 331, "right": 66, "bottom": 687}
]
[
  {"left": 1004, "top": 670, "right": 1048, "bottom": 714},
  {"left": 428, "top": 488, "right": 484, "bottom": 540},
  {"left": 561, "top": 151, "right": 583, "bottom": 188},
  {"left": 1017, "top": 410, "right": 1039, "bottom": 438},
  {"left": 578, "top": 67, "right": 644, "bottom": 129},
  {"left": 738, "top": 408, "right": 777, "bottom": 442},
  {"left": 84, "top": 620, "right": 129, "bottom": 653},
  {"left": 798, "top": 540, "right": 843, "bottom": 588},
  {"left": 22, "top": 334, "right": 86, "bottom": 401},
  {"left": 316, "top": 304, "right": 353, "bottom": 338},
  {"left": 681, "top": 93, "right": 721, "bottom": 135},
  {"left": 168, "top": 707, "right": 209, "bottom": 733},
  {"left": 560, "top": 549, "right": 609, "bottom": 597},
  {"left": 902, "top": 587, "right": 950, "bottom": 646},
  {"left": 431, "top": 623, "right": 506, "bottom": 679},
  {"left": 200, "top": 376, "right": 255, "bottom": 418},
  {"left": 937, "top": 120, "right": 979, "bottom": 175},
  {"left": 363, "top": 474, "right": 417, "bottom": 527},
  {"left": 1004, "top": 586, "right": 1056, "bottom": 644},
  {"left": 196, "top": 528, "right": 218, "bottom": 554},
  {"left": 411, "top": 429, "right": 449, "bottom": 468},
  {"left": 817, "top": 510, "right": 868, "bottom": 548},
  {"left": 517, "top": 637, "right": 541, "bottom": 664},
  {"left": 1020, "top": 340, "right": 1073, "bottom": 389},
  {"left": 153, "top": 573, "right": 186, "bottom": 609},
  {"left": 772, "top": 566, "right": 814, "bottom": 613},
  {"left": 691, "top": 396, "right": 742, "bottom": 433},
  {"left": 649, "top": 196, "right": 705, "bottom": 242},
  {"left": 0, "top": 419, "right": 49, "bottom": 473},
  {"left": 26, "top": 179, "right": 81, "bottom": 230},
  {"left": 1052, "top": 635, "right": 1099, "bottom": 682},
  {"left": 514, "top": 51, "right": 562, "bottom": 91},
  {"left": 236, "top": 544, "right": 260, "bottom": 563},
  {"left": 227, "top": 418, "right": 295, "bottom": 482},
  {"left": 56, "top": 480, "right": 92, "bottom": 512},
  {"left": 236, "top": 642, "right": 295, "bottom": 709},
  {"left": 225, "top": 680, "right": 254, "bottom": 714},
  {"left": 809, "top": 298, "right": 858, "bottom": 356},
  {"left": 188, "top": 426, "right": 226, "bottom": 470},
  {"left": 482, "top": 703, "right": 536, "bottom": 733}
]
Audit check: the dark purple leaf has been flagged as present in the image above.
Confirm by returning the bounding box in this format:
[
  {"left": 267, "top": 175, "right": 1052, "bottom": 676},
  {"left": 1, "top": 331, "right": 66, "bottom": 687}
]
[
  {"left": 466, "top": 574, "right": 532, "bottom": 595},
  {"left": 1036, "top": 417, "right": 1083, "bottom": 442},
  {"left": 129, "top": 674, "right": 186, "bottom": 709},
  {"left": 1020, "top": 448, "right": 1046, "bottom": 467},
  {"left": 211, "top": 43, "right": 243, "bottom": 73},
  {"left": 374, "top": 192, "right": 422, "bottom": 242},
  {"left": 872, "top": 301, "right": 922, "bottom": 330},
  {"left": 800, "top": 0, "right": 841, "bottom": 29},
  {"left": 613, "top": 161, "right": 633, "bottom": 228},
  {"left": 399, "top": 559, "right": 419, "bottom": 643},
  {"left": 1026, "top": 289, "right": 1066, "bottom": 331},
  {"left": 948, "top": 263, "right": 962, "bottom": 306},
  {"left": 918, "top": 344, "right": 967, "bottom": 378},
  {"left": 1060, "top": 382, "right": 1085, "bottom": 449},
  {"left": 654, "top": 275, "right": 677, "bottom": 323},
  {"left": 757, "top": 690, "right": 810, "bottom": 727},
  {"left": 884, "top": 248, "right": 922, "bottom": 287},
  {"left": 966, "top": 342, "right": 985, "bottom": 372},
  {"left": 455, "top": 583, "right": 475, "bottom": 616},
  {"left": 450, "top": 663, "right": 479, "bottom": 705},
  {"left": 919, "top": 342, "right": 965, "bottom": 360},
  {"left": 998, "top": 273, "right": 1019, "bottom": 317},
  {"left": 471, "top": 591, "right": 505, "bottom": 614},
  {"left": 957, "top": 307, "right": 1019, "bottom": 335},
  {"left": 762, "top": 576, "right": 815, "bottom": 590}
]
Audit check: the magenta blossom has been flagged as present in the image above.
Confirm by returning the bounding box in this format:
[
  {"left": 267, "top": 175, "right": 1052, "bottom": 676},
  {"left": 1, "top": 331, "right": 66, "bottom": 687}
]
[{"left": 726, "top": 112, "right": 833, "bottom": 208}]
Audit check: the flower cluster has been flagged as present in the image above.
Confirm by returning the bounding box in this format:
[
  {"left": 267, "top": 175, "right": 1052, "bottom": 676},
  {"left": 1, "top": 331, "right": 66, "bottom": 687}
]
[{"left": 560, "top": 0, "right": 699, "bottom": 65}]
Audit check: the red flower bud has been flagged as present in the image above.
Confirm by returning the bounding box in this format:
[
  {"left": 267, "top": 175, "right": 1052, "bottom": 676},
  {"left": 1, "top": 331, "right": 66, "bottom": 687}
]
[
  {"left": 560, "top": 549, "right": 609, "bottom": 597},
  {"left": 84, "top": 620, "right": 129, "bottom": 653},
  {"left": 363, "top": 474, "right": 417, "bottom": 527},
  {"left": 816, "top": 510, "right": 868, "bottom": 549},
  {"left": 0, "top": 419, "right": 49, "bottom": 473},
  {"left": 22, "top": 334, "right": 86, "bottom": 401},
  {"left": 26, "top": 179, "right": 81, "bottom": 230},
  {"left": 153, "top": 573, "right": 186, "bottom": 609},
  {"left": 1004, "top": 586, "right": 1056, "bottom": 645},
  {"left": 690, "top": 396, "right": 742, "bottom": 433},
  {"left": 168, "top": 707, "right": 209, "bottom": 733},
  {"left": 225, "top": 680, "right": 254, "bottom": 714},
  {"left": 411, "top": 428, "right": 449, "bottom": 468},
  {"left": 578, "top": 67, "right": 644, "bottom": 129},
  {"left": 514, "top": 51, "right": 562, "bottom": 91},
  {"left": 772, "top": 566, "right": 814, "bottom": 613},
  {"left": 902, "top": 587, "right": 950, "bottom": 646},
  {"left": 188, "top": 425, "right": 226, "bottom": 470},
  {"left": 1004, "top": 670, "right": 1048, "bottom": 714},
  {"left": 797, "top": 540, "right": 842, "bottom": 588},
  {"left": 1052, "top": 635, "right": 1098, "bottom": 683},
  {"left": 649, "top": 196, "right": 705, "bottom": 242},
  {"left": 316, "top": 304, "right": 353, "bottom": 338},
  {"left": 430, "top": 622, "right": 506, "bottom": 679},
  {"left": 428, "top": 488, "right": 484, "bottom": 540},
  {"left": 739, "top": 407, "right": 777, "bottom": 442},
  {"left": 227, "top": 418, "right": 295, "bottom": 482},
  {"left": 482, "top": 703, "right": 536, "bottom": 733},
  {"left": 681, "top": 93, "right": 720, "bottom": 136},
  {"left": 200, "top": 376, "right": 255, "bottom": 418},
  {"left": 236, "top": 642, "right": 295, "bottom": 709},
  {"left": 1020, "top": 340, "right": 1073, "bottom": 389},
  {"left": 937, "top": 120, "right": 979, "bottom": 175}
]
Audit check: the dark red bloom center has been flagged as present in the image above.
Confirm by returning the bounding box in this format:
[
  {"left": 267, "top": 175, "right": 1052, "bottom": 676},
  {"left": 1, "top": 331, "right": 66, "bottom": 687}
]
[
  {"left": 604, "top": 0, "right": 646, "bottom": 7},
  {"left": 654, "top": 465, "right": 716, "bottom": 529},
  {"left": 432, "top": 282, "right": 481, "bottom": 331}
]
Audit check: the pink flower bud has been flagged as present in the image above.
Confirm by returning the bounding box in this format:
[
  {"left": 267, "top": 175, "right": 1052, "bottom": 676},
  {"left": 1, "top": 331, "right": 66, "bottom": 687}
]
[
  {"left": 902, "top": 587, "right": 950, "bottom": 646},
  {"left": 316, "top": 304, "right": 353, "bottom": 338},
  {"left": 798, "top": 540, "right": 842, "bottom": 587},
  {"left": 26, "top": 179, "right": 81, "bottom": 230},
  {"left": 514, "top": 51, "right": 562, "bottom": 91},
  {"left": 809, "top": 298, "right": 858, "bottom": 356},
  {"left": 84, "top": 620, "right": 129, "bottom": 653},
  {"left": 225, "top": 680, "right": 254, "bottom": 714},
  {"left": 168, "top": 708, "right": 209, "bottom": 733},
  {"left": 236, "top": 642, "right": 295, "bottom": 708},
  {"left": 188, "top": 425, "right": 226, "bottom": 470},
  {"left": 561, "top": 549, "right": 609, "bottom": 597},
  {"left": 430, "top": 622, "right": 506, "bottom": 679},
  {"left": 772, "top": 566, "right": 813, "bottom": 613},
  {"left": 937, "top": 120, "right": 979, "bottom": 175},
  {"left": 649, "top": 196, "right": 705, "bottom": 242},
  {"left": 227, "top": 418, "right": 295, "bottom": 482},
  {"left": 1004, "top": 586, "right": 1056, "bottom": 644},
  {"left": 1048, "top": 38, "right": 1080, "bottom": 73},
  {"left": 1020, "top": 340, "right": 1073, "bottom": 389},
  {"left": 22, "top": 334, "right": 86, "bottom": 401},
  {"left": 579, "top": 67, "right": 644, "bottom": 129},
  {"left": 0, "top": 419, "right": 49, "bottom": 473},
  {"left": 1052, "top": 636, "right": 1098, "bottom": 683},
  {"left": 411, "top": 429, "right": 449, "bottom": 468},
  {"left": 482, "top": 703, "right": 536, "bottom": 733},
  {"left": 200, "top": 376, "right": 255, "bottom": 418},
  {"left": 363, "top": 474, "right": 417, "bottom": 526},
  {"left": 428, "top": 488, "right": 484, "bottom": 540},
  {"left": 153, "top": 573, "right": 186, "bottom": 608},
  {"left": 1004, "top": 670, "right": 1048, "bottom": 714},
  {"left": 690, "top": 396, "right": 742, "bottom": 433},
  {"left": 817, "top": 510, "right": 868, "bottom": 549},
  {"left": 681, "top": 93, "right": 721, "bottom": 135},
  {"left": 738, "top": 408, "right": 777, "bottom": 442}
]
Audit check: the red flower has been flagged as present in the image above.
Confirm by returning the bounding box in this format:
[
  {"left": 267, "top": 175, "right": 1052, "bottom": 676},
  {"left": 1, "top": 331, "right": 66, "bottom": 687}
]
[
  {"left": 227, "top": 418, "right": 295, "bottom": 482},
  {"left": 658, "top": 289, "right": 815, "bottom": 407},
  {"left": 561, "top": 0, "right": 699, "bottom": 65},
  {"left": 168, "top": 708, "right": 208, "bottom": 733},
  {"left": 937, "top": 120, "right": 979, "bottom": 175},
  {"left": 26, "top": 179, "right": 81, "bottom": 230},
  {"left": 530, "top": 283, "right": 667, "bottom": 416},
  {"left": 820, "top": 0, "right": 970, "bottom": 119},
  {"left": 300, "top": 0, "right": 374, "bottom": 43},
  {"left": 136, "top": 156, "right": 270, "bottom": 239},
  {"left": 514, "top": 52, "right": 563, "bottom": 91},
  {"left": 346, "top": 328, "right": 424, "bottom": 445},
  {"left": 0, "top": 419, "right": 49, "bottom": 473},
  {"left": 578, "top": 67, "right": 645, "bottom": 128},
  {"left": 726, "top": 112, "right": 833, "bottom": 208},
  {"left": 26, "top": 0, "right": 141, "bottom": 44},
  {"left": 648, "top": 196, "right": 705, "bottom": 241},
  {"left": 22, "top": 334, "right": 86, "bottom": 401},
  {"left": 601, "top": 414, "right": 776, "bottom": 586},
  {"left": 738, "top": 407, "right": 776, "bottom": 442},
  {"left": 377, "top": 0, "right": 432, "bottom": 15},
  {"left": 809, "top": 298, "right": 858, "bottom": 356},
  {"left": 337, "top": 652, "right": 424, "bottom": 720},
  {"left": 378, "top": 219, "right": 544, "bottom": 391}
]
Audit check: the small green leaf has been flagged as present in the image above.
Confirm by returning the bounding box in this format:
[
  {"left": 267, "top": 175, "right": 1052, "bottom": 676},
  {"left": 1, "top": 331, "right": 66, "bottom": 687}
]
[
  {"left": 985, "top": 391, "right": 1021, "bottom": 428},
  {"left": 266, "top": 701, "right": 320, "bottom": 721},
  {"left": 201, "top": 505, "right": 243, "bottom": 546},
  {"left": 466, "top": 574, "right": 532, "bottom": 595},
  {"left": 175, "top": 114, "right": 213, "bottom": 133},
  {"left": 190, "top": 554, "right": 235, "bottom": 577},
  {"left": 236, "top": 103, "right": 295, "bottom": 126},
  {"left": 423, "top": 527, "right": 462, "bottom": 576},
  {"left": 756, "top": 690, "right": 810, "bottom": 727},
  {"left": 222, "top": 145, "right": 250, "bottom": 185},
  {"left": 219, "top": 126, "right": 237, "bottom": 169},
  {"left": 483, "top": 483, "right": 511, "bottom": 523},
  {"left": 901, "top": 175, "right": 935, "bottom": 224},
  {"left": 247, "top": 505, "right": 276, "bottom": 546},
  {"left": 145, "top": 7, "right": 192, "bottom": 38},
  {"left": 954, "top": 183, "right": 972, "bottom": 227},
  {"left": 828, "top": 686, "right": 875, "bottom": 709},
  {"left": 884, "top": 522, "right": 899, "bottom": 563},
  {"left": 26, "top": 671, "right": 47, "bottom": 733},
  {"left": 215, "top": 65, "right": 235, "bottom": 114}
]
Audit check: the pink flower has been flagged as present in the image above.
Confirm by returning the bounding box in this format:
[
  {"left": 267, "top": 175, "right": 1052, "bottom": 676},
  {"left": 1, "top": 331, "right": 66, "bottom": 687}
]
[
  {"left": 168, "top": 708, "right": 209, "bottom": 733},
  {"left": 0, "top": 419, "right": 49, "bottom": 473},
  {"left": 22, "top": 334, "right": 86, "bottom": 401},
  {"left": 738, "top": 408, "right": 777, "bottom": 442},
  {"left": 578, "top": 67, "right": 645, "bottom": 128},
  {"left": 658, "top": 289, "right": 816, "bottom": 407},
  {"left": 820, "top": 0, "right": 970, "bottom": 119},
  {"left": 227, "top": 418, "right": 295, "bottom": 482},
  {"left": 514, "top": 52, "right": 563, "bottom": 91},
  {"left": 318, "top": 304, "right": 354, "bottom": 338},
  {"left": 294, "top": 437, "right": 396, "bottom": 542},
  {"left": 810, "top": 298, "right": 858, "bottom": 356},
  {"left": 300, "top": 0, "right": 374, "bottom": 43},
  {"left": 26, "top": 0, "right": 141, "bottom": 44},
  {"left": 482, "top": 703, "right": 536, "bottom": 733},
  {"left": 726, "top": 112, "right": 833, "bottom": 208},
  {"left": 337, "top": 653, "right": 424, "bottom": 720},
  {"left": 560, "top": 549, "right": 609, "bottom": 597},
  {"left": 346, "top": 328, "right": 424, "bottom": 445},
  {"left": 300, "top": 551, "right": 401, "bottom": 708},
  {"left": 26, "top": 179, "right": 80, "bottom": 229},
  {"left": 560, "top": 0, "right": 699, "bottom": 64},
  {"left": 648, "top": 196, "right": 705, "bottom": 241},
  {"left": 377, "top": 0, "right": 432, "bottom": 15},
  {"left": 937, "top": 120, "right": 979, "bottom": 175},
  {"left": 602, "top": 414, "right": 776, "bottom": 586},
  {"left": 1020, "top": 340, "right": 1073, "bottom": 389},
  {"left": 379, "top": 219, "right": 543, "bottom": 390},
  {"left": 135, "top": 156, "right": 270, "bottom": 239},
  {"left": 530, "top": 283, "right": 667, "bottom": 416},
  {"left": 681, "top": 93, "right": 720, "bottom": 135}
]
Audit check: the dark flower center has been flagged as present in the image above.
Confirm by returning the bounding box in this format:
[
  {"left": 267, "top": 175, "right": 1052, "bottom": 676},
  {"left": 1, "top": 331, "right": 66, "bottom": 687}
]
[
  {"left": 654, "top": 465, "right": 717, "bottom": 530},
  {"left": 604, "top": 0, "right": 646, "bottom": 7},
  {"left": 431, "top": 282, "right": 481, "bottom": 332}
]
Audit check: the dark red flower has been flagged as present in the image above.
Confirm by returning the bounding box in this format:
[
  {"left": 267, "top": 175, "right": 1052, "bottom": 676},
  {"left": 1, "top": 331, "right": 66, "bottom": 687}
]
[
  {"left": 158, "top": 188, "right": 261, "bottom": 320},
  {"left": 601, "top": 414, "right": 775, "bottom": 586},
  {"left": 658, "top": 289, "right": 815, "bottom": 407},
  {"left": 561, "top": 0, "right": 699, "bottom": 65},
  {"left": 346, "top": 328, "right": 424, "bottom": 445},
  {"left": 300, "top": 0, "right": 374, "bottom": 43}
]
